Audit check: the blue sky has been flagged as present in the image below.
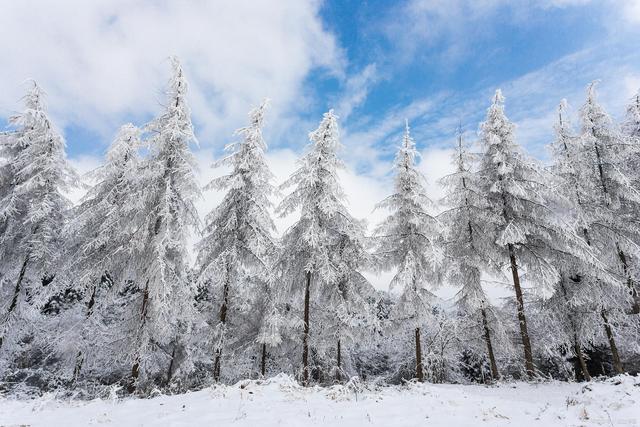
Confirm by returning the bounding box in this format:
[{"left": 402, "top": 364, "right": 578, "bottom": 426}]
[
  {"left": 0, "top": 0, "right": 639, "bottom": 292},
  {"left": 1, "top": 1, "right": 638, "bottom": 169}
]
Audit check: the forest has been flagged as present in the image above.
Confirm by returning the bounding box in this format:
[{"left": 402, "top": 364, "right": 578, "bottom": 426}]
[{"left": 1, "top": 57, "right": 639, "bottom": 397}]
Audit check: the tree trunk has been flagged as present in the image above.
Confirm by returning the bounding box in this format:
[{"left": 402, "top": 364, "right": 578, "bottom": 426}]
[
  {"left": 600, "top": 309, "right": 624, "bottom": 375},
  {"left": 481, "top": 308, "right": 499, "bottom": 381},
  {"left": 166, "top": 343, "right": 177, "bottom": 385},
  {"left": 0, "top": 256, "right": 29, "bottom": 350},
  {"left": 73, "top": 284, "right": 99, "bottom": 381},
  {"left": 336, "top": 338, "right": 342, "bottom": 383},
  {"left": 559, "top": 278, "right": 591, "bottom": 381},
  {"left": 508, "top": 243, "right": 535, "bottom": 378},
  {"left": 260, "top": 343, "right": 267, "bottom": 378},
  {"left": 302, "top": 271, "right": 311, "bottom": 385},
  {"left": 573, "top": 334, "right": 591, "bottom": 381},
  {"left": 415, "top": 327, "right": 424, "bottom": 382},
  {"left": 128, "top": 280, "right": 150, "bottom": 394},
  {"left": 617, "top": 246, "right": 640, "bottom": 314},
  {"left": 213, "top": 279, "right": 230, "bottom": 382}
]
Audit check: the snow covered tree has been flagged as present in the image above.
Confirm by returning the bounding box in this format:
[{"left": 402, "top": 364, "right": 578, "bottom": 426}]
[
  {"left": 438, "top": 128, "right": 504, "bottom": 381},
  {"left": 196, "top": 100, "right": 279, "bottom": 382},
  {"left": 622, "top": 90, "right": 640, "bottom": 138},
  {"left": 579, "top": 84, "right": 640, "bottom": 317},
  {"left": 0, "top": 82, "right": 76, "bottom": 354},
  {"left": 373, "top": 121, "right": 441, "bottom": 382},
  {"left": 125, "top": 57, "right": 201, "bottom": 392},
  {"left": 60, "top": 124, "right": 143, "bottom": 380},
  {"left": 476, "top": 90, "right": 596, "bottom": 379},
  {"left": 277, "top": 110, "right": 373, "bottom": 384}
]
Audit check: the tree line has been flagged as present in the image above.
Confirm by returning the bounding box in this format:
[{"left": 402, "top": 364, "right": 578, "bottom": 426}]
[{"left": 0, "top": 58, "right": 639, "bottom": 396}]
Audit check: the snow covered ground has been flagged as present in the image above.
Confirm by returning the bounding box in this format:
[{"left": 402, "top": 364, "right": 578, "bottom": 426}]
[{"left": 1, "top": 374, "right": 638, "bottom": 426}]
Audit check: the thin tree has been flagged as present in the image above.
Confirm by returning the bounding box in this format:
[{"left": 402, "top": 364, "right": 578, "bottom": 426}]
[
  {"left": 196, "top": 100, "right": 278, "bottom": 382},
  {"left": 438, "top": 127, "right": 503, "bottom": 381},
  {"left": 0, "top": 82, "right": 76, "bottom": 352},
  {"left": 61, "top": 124, "right": 142, "bottom": 380},
  {"left": 277, "top": 110, "right": 371, "bottom": 384},
  {"left": 127, "top": 57, "right": 200, "bottom": 392},
  {"left": 476, "top": 90, "right": 594, "bottom": 378},
  {"left": 579, "top": 83, "right": 640, "bottom": 317},
  {"left": 373, "top": 121, "right": 441, "bottom": 382}
]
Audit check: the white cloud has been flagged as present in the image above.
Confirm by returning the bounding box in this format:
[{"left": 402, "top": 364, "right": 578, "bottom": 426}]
[
  {"left": 0, "top": 0, "right": 342, "bottom": 148},
  {"left": 333, "top": 64, "right": 378, "bottom": 121}
]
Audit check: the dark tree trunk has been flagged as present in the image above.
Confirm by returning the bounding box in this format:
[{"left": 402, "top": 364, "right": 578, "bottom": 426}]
[
  {"left": 559, "top": 278, "right": 591, "bottom": 381},
  {"left": 415, "top": 327, "right": 424, "bottom": 382},
  {"left": 302, "top": 271, "right": 311, "bottom": 385},
  {"left": 481, "top": 308, "right": 499, "bottom": 381},
  {"left": 573, "top": 335, "right": 591, "bottom": 381},
  {"left": 128, "top": 280, "right": 150, "bottom": 394},
  {"left": 508, "top": 243, "right": 535, "bottom": 378},
  {"left": 600, "top": 310, "right": 624, "bottom": 375},
  {"left": 73, "top": 284, "right": 99, "bottom": 381},
  {"left": 213, "top": 279, "right": 230, "bottom": 382},
  {"left": 617, "top": 246, "right": 640, "bottom": 314},
  {"left": 336, "top": 338, "right": 342, "bottom": 383},
  {"left": 260, "top": 343, "right": 267, "bottom": 377},
  {"left": 0, "top": 256, "right": 29, "bottom": 350},
  {"left": 166, "top": 343, "right": 177, "bottom": 385}
]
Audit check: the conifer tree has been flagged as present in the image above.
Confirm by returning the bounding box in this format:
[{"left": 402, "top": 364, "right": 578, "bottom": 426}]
[
  {"left": 622, "top": 90, "right": 640, "bottom": 138},
  {"left": 126, "top": 57, "right": 201, "bottom": 392},
  {"left": 476, "top": 90, "right": 594, "bottom": 378},
  {"left": 0, "top": 82, "right": 76, "bottom": 352},
  {"left": 373, "top": 122, "right": 441, "bottom": 382},
  {"left": 61, "top": 124, "right": 142, "bottom": 379},
  {"left": 196, "top": 100, "right": 279, "bottom": 382},
  {"left": 438, "top": 128, "right": 503, "bottom": 380},
  {"left": 277, "top": 110, "right": 372, "bottom": 384}
]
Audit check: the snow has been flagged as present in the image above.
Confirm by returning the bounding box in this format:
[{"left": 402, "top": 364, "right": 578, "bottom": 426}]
[{"left": 1, "top": 374, "right": 638, "bottom": 426}]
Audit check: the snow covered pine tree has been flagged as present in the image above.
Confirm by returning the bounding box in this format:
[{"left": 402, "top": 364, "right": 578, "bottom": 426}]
[
  {"left": 476, "top": 90, "right": 598, "bottom": 379},
  {"left": 125, "top": 57, "right": 200, "bottom": 393},
  {"left": 196, "top": 100, "right": 280, "bottom": 382},
  {"left": 373, "top": 121, "right": 441, "bottom": 382},
  {"left": 0, "top": 82, "right": 76, "bottom": 357},
  {"left": 61, "top": 124, "right": 143, "bottom": 381},
  {"left": 277, "top": 110, "right": 373, "bottom": 384},
  {"left": 438, "top": 127, "right": 504, "bottom": 381}
]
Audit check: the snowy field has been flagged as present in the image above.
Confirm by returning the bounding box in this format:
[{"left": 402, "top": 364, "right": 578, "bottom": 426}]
[{"left": 0, "top": 375, "right": 639, "bottom": 427}]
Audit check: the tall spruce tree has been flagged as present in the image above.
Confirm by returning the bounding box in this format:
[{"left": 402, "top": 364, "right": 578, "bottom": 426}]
[
  {"left": 277, "top": 110, "right": 372, "bottom": 384},
  {"left": 373, "top": 122, "right": 441, "bottom": 382},
  {"left": 0, "top": 82, "right": 76, "bottom": 353},
  {"left": 60, "top": 124, "right": 143, "bottom": 380},
  {"left": 579, "top": 84, "right": 640, "bottom": 313},
  {"left": 126, "top": 57, "right": 201, "bottom": 392},
  {"left": 476, "top": 90, "right": 595, "bottom": 378},
  {"left": 196, "top": 100, "right": 279, "bottom": 382},
  {"left": 438, "top": 128, "right": 503, "bottom": 381}
]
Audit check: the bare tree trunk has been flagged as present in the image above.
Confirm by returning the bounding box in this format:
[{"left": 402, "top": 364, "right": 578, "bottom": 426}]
[
  {"left": 573, "top": 335, "right": 591, "bottom": 381},
  {"left": 508, "top": 243, "right": 535, "bottom": 378},
  {"left": 166, "top": 343, "right": 177, "bottom": 385},
  {"left": 559, "top": 278, "right": 591, "bottom": 381},
  {"left": 260, "top": 343, "right": 267, "bottom": 377},
  {"left": 73, "top": 283, "right": 98, "bottom": 381},
  {"left": 302, "top": 271, "right": 311, "bottom": 385},
  {"left": 600, "top": 309, "right": 624, "bottom": 375},
  {"left": 336, "top": 338, "right": 342, "bottom": 383},
  {"left": 481, "top": 308, "right": 499, "bottom": 381},
  {"left": 0, "top": 256, "right": 30, "bottom": 350},
  {"left": 128, "top": 280, "right": 150, "bottom": 394},
  {"left": 617, "top": 246, "right": 640, "bottom": 314},
  {"left": 213, "top": 278, "right": 230, "bottom": 382},
  {"left": 415, "top": 327, "right": 424, "bottom": 382}
]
